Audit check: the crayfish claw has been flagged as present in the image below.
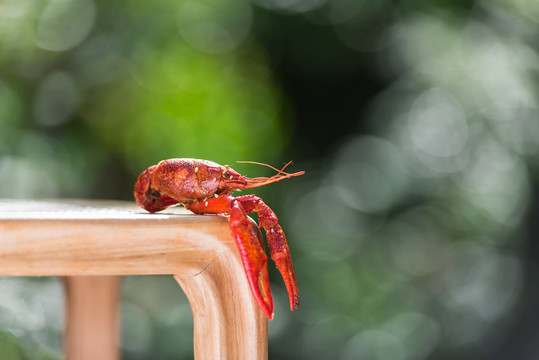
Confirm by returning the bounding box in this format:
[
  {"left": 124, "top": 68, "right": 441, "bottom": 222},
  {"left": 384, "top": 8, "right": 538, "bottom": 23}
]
[
  {"left": 255, "top": 265, "right": 274, "bottom": 320},
  {"left": 229, "top": 202, "right": 275, "bottom": 319},
  {"left": 272, "top": 251, "right": 300, "bottom": 311}
]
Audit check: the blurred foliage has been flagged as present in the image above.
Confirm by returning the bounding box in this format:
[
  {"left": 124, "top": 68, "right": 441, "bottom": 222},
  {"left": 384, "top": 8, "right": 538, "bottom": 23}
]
[
  {"left": 0, "top": 0, "right": 286, "bottom": 200},
  {"left": 1, "top": 0, "right": 539, "bottom": 359}
]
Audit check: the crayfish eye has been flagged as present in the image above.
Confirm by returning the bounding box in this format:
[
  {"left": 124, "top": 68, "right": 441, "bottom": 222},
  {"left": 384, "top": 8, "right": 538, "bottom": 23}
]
[{"left": 224, "top": 171, "right": 233, "bottom": 179}]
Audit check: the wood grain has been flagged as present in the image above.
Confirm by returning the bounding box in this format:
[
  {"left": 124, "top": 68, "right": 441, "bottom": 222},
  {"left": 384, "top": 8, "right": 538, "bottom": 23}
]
[{"left": 0, "top": 200, "right": 268, "bottom": 360}]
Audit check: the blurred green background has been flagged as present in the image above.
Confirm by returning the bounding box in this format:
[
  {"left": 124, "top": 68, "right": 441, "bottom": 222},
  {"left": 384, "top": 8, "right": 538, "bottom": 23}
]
[{"left": 1, "top": 0, "right": 539, "bottom": 359}]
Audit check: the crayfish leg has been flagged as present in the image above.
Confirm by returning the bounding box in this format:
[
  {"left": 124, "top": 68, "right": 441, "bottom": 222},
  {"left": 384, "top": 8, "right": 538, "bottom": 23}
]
[
  {"left": 230, "top": 202, "right": 274, "bottom": 320},
  {"left": 236, "top": 195, "right": 300, "bottom": 312},
  {"left": 187, "top": 196, "right": 274, "bottom": 319}
]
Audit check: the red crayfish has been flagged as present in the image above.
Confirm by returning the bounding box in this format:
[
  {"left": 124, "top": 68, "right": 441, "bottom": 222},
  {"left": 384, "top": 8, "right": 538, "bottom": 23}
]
[{"left": 134, "top": 158, "right": 304, "bottom": 319}]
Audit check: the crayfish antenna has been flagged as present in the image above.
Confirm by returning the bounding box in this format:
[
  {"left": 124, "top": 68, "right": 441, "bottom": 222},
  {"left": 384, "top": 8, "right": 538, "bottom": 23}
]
[
  {"left": 237, "top": 160, "right": 305, "bottom": 189},
  {"left": 237, "top": 160, "right": 295, "bottom": 176}
]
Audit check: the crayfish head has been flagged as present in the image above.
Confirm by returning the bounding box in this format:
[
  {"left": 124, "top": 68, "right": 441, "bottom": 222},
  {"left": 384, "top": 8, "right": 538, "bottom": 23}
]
[{"left": 218, "top": 166, "right": 249, "bottom": 193}]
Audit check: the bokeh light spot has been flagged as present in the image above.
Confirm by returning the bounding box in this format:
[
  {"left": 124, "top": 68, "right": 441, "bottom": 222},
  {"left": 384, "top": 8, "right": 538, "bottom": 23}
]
[
  {"left": 383, "top": 312, "right": 440, "bottom": 360},
  {"left": 445, "top": 245, "right": 522, "bottom": 322},
  {"left": 408, "top": 88, "right": 468, "bottom": 158},
  {"left": 253, "top": 0, "right": 327, "bottom": 13},
  {"left": 177, "top": 1, "right": 251, "bottom": 54},
  {"left": 331, "top": 136, "right": 408, "bottom": 213},
  {"left": 36, "top": 0, "right": 96, "bottom": 52},
  {"left": 341, "top": 330, "right": 407, "bottom": 360},
  {"left": 33, "top": 71, "right": 79, "bottom": 127}
]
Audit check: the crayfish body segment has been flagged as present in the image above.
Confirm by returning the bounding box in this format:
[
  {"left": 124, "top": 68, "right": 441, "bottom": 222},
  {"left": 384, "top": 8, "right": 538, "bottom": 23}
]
[{"left": 134, "top": 158, "right": 304, "bottom": 319}]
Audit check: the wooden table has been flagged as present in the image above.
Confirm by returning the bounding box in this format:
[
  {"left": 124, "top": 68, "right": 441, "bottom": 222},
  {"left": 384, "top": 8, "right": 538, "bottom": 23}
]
[{"left": 0, "top": 200, "right": 267, "bottom": 359}]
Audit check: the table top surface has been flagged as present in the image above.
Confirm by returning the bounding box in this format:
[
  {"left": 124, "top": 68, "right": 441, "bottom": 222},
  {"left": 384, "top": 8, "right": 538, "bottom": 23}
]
[
  {"left": 0, "top": 199, "right": 233, "bottom": 276},
  {"left": 0, "top": 199, "right": 197, "bottom": 220}
]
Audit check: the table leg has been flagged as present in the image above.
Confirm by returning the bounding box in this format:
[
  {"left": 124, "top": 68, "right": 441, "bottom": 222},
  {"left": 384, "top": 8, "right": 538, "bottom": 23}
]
[
  {"left": 64, "top": 276, "right": 120, "bottom": 360},
  {"left": 175, "top": 251, "right": 268, "bottom": 360}
]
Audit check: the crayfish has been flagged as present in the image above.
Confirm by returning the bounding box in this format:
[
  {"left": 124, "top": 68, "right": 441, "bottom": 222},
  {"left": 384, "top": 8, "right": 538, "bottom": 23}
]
[{"left": 134, "top": 158, "right": 304, "bottom": 319}]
